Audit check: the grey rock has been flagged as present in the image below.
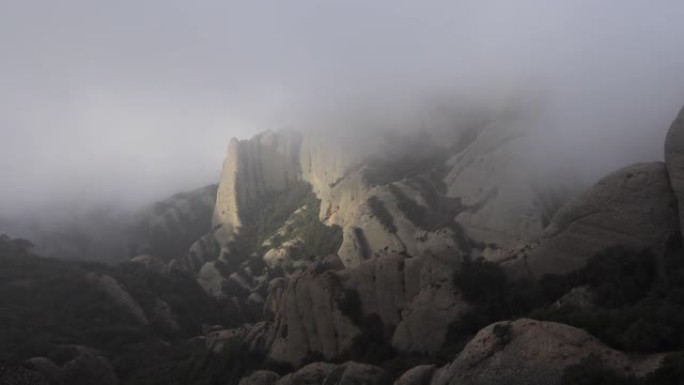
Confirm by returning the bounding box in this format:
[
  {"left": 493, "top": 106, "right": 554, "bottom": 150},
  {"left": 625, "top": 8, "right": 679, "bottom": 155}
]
[
  {"left": 506, "top": 162, "right": 679, "bottom": 277},
  {"left": 239, "top": 370, "right": 281, "bottom": 385},
  {"left": 86, "top": 273, "right": 148, "bottom": 325},
  {"left": 429, "top": 319, "right": 662, "bottom": 385},
  {"left": 273, "top": 362, "right": 387, "bottom": 385},
  {"left": 61, "top": 354, "right": 118, "bottom": 385},
  {"left": 276, "top": 362, "right": 338, "bottom": 385},
  {"left": 393, "top": 365, "right": 435, "bottom": 385},
  {"left": 664, "top": 104, "right": 684, "bottom": 239},
  {"left": 0, "top": 361, "right": 49, "bottom": 385},
  {"left": 25, "top": 357, "right": 63, "bottom": 385}
]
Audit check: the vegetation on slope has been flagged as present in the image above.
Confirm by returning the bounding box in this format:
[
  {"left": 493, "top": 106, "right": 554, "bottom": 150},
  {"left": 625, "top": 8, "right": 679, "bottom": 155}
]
[
  {"left": 128, "top": 184, "right": 218, "bottom": 263},
  {"left": 227, "top": 181, "right": 343, "bottom": 268},
  {"left": 367, "top": 196, "right": 398, "bottom": 234},
  {"left": 0, "top": 234, "right": 235, "bottom": 385},
  {"left": 448, "top": 239, "right": 684, "bottom": 354}
]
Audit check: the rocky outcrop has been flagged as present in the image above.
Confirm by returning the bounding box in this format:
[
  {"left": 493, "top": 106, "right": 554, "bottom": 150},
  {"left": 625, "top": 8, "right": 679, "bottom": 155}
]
[
  {"left": 23, "top": 352, "right": 118, "bottom": 385},
  {"left": 212, "top": 131, "right": 305, "bottom": 246},
  {"left": 238, "top": 370, "right": 281, "bottom": 385},
  {"left": 505, "top": 162, "right": 679, "bottom": 277},
  {"left": 86, "top": 273, "right": 148, "bottom": 325},
  {"left": 206, "top": 121, "right": 566, "bottom": 271},
  {"left": 0, "top": 362, "right": 49, "bottom": 385},
  {"left": 61, "top": 354, "right": 118, "bottom": 385},
  {"left": 394, "top": 365, "right": 436, "bottom": 385},
  {"left": 664, "top": 104, "right": 684, "bottom": 238},
  {"left": 228, "top": 254, "right": 463, "bottom": 367},
  {"left": 266, "top": 268, "right": 361, "bottom": 365},
  {"left": 443, "top": 124, "right": 570, "bottom": 261},
  {"left": 239, "top": 362, "right": 388, "bottom": 385},
  {"left": 131, "top": 184, "right": 217, "bottom": 262},
  {"left": 400, "top": 319, "right": 662, "bottom": 385}
]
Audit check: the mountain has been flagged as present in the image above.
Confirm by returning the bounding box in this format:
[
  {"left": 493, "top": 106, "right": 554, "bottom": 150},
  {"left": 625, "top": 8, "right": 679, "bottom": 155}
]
[{"left": 4, "top": 105, "right": 684, "bottom": 385}]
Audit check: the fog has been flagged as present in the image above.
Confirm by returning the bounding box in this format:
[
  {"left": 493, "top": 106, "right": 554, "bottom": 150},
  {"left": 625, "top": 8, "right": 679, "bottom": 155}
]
[{"left": 2, "top": 0, "right": 684, "bottom": 219}]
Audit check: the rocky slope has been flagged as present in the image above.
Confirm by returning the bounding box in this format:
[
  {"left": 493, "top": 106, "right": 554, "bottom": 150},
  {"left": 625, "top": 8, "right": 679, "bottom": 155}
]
[
  {"left": 168, "top": 112, "right": 577, "bottom": 312},
  {"left": 396, "top": 319, "right": 663, "bottom": 385},
  {"left": 504, "top": 162, "right": 680, "bottom": 278},
  {"left": 5, "top": 104, "right": 684, "bottom": 385},
  {"left": 216, "top": 104, "right": 684, "bottom": 384}
]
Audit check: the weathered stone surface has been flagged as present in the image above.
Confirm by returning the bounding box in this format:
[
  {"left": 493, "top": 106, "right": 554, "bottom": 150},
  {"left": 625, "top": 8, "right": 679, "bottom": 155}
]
[
  {"left": 131, "top": 184, "right": 217, "bottom": 263},
  {"left": 505, "top": 162, "right": 679, "bottom": 277},
  {"left": 213, "top": 131, "right": 304, "bottom": 246},
  {"left": 443, "top": 124, "right": 569, "bottom": 259},
  {"left": 85, "top": 273, "right": 148, "bottom": 325},
  {"left": 61, "top": 354, "right": 118, "bottom": 385},
  {"left": 197, "top": 262, "right": 226, "bottom": 298},
  {"left": 276, "top": 362, "right": 338, "bottom": 385},
  {"left": 130, "top": 254, "right": 167, "bottom": 274},
  {"left": 0, "top": 362, "right": 49, "bottom": 385},
  {"left": 391, "top": 281, "right": 467, "bottom": 354},
  {"left": 273, "top": 362, "right": 387, "bottom": 385},
  {"left": 251, "top": 254, "right": 463, "bottom": 366},
  {"left": 208, "top": 126, "right": 548, "bottom": 269},
  {"left": 664, "top": 104, "right": 684, "bottom": 239},
  {"left": 238, "top": 370, "right": 281, "bottom": 385},
  {"left": 25, "top": 357, "right": 62, "bottom": 385},
  {"left": 267, "top": 269, "right": 361, "bottom": 366},
  {"left": 336, "top": 362, "right": 388, "bottom": 385},
  {"left": 426, "top": 319, "right": 661, "bottom": 385},
  {"left": 206, "top": 327, "right": 246, "bottom": 353},
  {"left": 394, "top": 365, "right": 435, "bottom": 385}
]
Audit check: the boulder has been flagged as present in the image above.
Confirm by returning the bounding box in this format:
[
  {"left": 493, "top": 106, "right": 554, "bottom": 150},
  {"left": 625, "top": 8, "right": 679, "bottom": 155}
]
[
  {"left": 394, "top": 365, "right": 436, "bottom": 385},
  {"left": 664, "top": 104, "right": 684, "bottom": 238},
  {"left": 25, "top": 357, "right": 63, "bottom": 385},
  {"left": 425, "top": 319, "right": 661, "bottom": 385},
  {"left": 506, "top": 162, "right": 679, "bottom": 277},
  {"left": 0, "top": 361, "right": 49, "bottom": 385},
  {"left": 276, "top": 362, "right": 338, "bottom": 385},
  {"left": 259, "top": 254, "right": 462, "bottom": 366},
  {"left": 238, "top": 370, "right": 281, "bottom": 385},
  {"left": 443, "top": 124, "right": 571, "bottom": 259},
  {"left": 85, "top": 273, "right": 148, "bottom": 325},
  {"left": 274, "top": 362, "right": 387, "bottom": 385},
  {"left": 61, "top": 354, "right": 118, "bottom": 385}
]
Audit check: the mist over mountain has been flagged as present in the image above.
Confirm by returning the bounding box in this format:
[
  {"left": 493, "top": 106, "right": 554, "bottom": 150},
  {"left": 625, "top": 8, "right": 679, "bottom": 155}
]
[
  {"left": 2, "top": 0, "right": 684, "bottom": 219},
  {"left": 4, "top": 2, "right": 684, "bottom": 385}
]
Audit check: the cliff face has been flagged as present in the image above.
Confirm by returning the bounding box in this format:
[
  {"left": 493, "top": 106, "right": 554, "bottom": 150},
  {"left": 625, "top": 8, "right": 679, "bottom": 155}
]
[
  {"left": 179, "top": 104, "right": 684, "bottom": 383},
  {"left": 209, "top": 120, "right": 568, "bottom": 272},
  {"left": 212, "top": 132, "right": 304, "bottom": 246}
]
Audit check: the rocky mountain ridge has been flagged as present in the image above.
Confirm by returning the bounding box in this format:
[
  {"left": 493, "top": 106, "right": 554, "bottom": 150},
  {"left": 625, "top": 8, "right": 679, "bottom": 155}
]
[{"left": 4, "top": 105, "right": 684, "bottom": 385}]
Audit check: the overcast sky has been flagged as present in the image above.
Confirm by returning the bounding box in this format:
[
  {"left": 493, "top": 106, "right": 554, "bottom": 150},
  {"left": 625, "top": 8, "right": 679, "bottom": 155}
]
[{"left": 1, "top": 0, "right": 684, "bottom": 216}]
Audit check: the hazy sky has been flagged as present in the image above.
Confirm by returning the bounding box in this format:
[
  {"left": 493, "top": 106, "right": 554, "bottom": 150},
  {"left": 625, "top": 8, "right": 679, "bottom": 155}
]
[{"left": 2, "top": 0, "right": 684, "bottom": 216}]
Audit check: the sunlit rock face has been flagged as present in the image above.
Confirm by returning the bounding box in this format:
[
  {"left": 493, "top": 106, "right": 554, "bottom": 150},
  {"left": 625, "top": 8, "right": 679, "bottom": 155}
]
[
  {"left": 209, "top": 118, "right": 571, "bottom": 270},
  {"left": 212, "top": 131, "right": 304, "bottom": 246}
]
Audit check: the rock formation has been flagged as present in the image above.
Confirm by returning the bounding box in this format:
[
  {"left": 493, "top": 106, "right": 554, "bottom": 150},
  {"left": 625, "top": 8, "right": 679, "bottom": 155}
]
[
  {"left": 505, "top": 162, "right": 679, "bottom": 277},
  {"left": 159, "top": 105, "right": 684, "bottom": 384},
  {"left": 664, "top": 104, "right": 684, "bottom": 238},
  {"left": 239, "top": 362, "right": 388, "bottom": 385},
  {"left": 396, "top": 319, "right": 662, "bottom": 385},
  {"left": 194, "top": 116, "right": 572, "bottom": 283},
  {"left": 130, "top": 184, "right": 217, "bottom": 262}
]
